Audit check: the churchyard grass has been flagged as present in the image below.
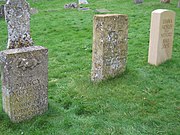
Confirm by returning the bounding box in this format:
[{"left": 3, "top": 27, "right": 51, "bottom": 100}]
[{"left": 0, "top": 0, "right": 179, "bottom": 134}]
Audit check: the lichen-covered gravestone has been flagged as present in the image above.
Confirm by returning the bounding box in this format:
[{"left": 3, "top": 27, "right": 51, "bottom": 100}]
[
  {"left": 0, "top": 0, "right": 48, "bottom": 122},
  {"left": 5, "top": 0, "right": 33, "bottom": 49},
  {"left": 91, "top": 14, "right": 128, "bottom": 82},
  {"left": 148, "top": 9, "right": 175, "bottom": 66}
]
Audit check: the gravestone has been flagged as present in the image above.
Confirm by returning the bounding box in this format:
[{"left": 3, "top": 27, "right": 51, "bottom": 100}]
[
  {"left": 0, "top": 0, "right": 48, "bottom": 123},
  {"left": 160, "top": 0, "right": 170, "bottom": 3},
  {"left": 134, "top": 0, "right": 143, "bottom": 4},
  {"left": 5, "top": 0, "right": 33, "bottom": 49},
  {"left": 178, "top": 0, "right": 180, "bottom": 8},
  {"left": 148, "top": 9, "right": 175, "bottom": 66},
  {"left": 91, "top": 14, "right": 128, "bottom": 82},
  {"left": 78, "top": 0, "right": 88, "bottom": 4},
  {"left": 0, "top": 5, "right": 4, "bottom": 18}
]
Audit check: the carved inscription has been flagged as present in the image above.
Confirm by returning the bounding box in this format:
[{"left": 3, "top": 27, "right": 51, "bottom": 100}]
[
  {"left": 161, "top": 19, "right": 173, "bottom": 49},
  {"left": 0, "top": 46, "right": 48, "bottom": 122},
  {"left": 10, "top": 77, "right": 47, "bottom": 119},
  {"left": 148, "top": 9, "right": 175, "bottom": 66}
]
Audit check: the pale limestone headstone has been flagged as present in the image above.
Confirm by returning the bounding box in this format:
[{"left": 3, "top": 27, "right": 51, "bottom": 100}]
[
  {"left": 4, "top": 0, "right": 33, "bottom": 49},
  {"left": 91, "top": 14, "right": 128, "bottom": 82},
  {"left": 148, "top": 9, "right": 175, "bottom": 66},
  {"left": 134, "top": 0, "right": 143, "bottom": 4},
  {"left": 1, "top": 0, "right": 48, "bottom": 122}
]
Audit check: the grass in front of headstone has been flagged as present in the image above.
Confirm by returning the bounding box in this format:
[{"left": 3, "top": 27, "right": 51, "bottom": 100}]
[{"left": 0, "top": 0, "right": 179, "bottom": 134}]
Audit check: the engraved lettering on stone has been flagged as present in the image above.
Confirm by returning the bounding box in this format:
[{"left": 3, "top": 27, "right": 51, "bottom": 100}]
[
  {"left": 148, "top": 9, "right": 175, "bottom": 66},
  {"left": 161, "top": 19, "right": 173, "bottom": 49},
  {"left": 0, "top": 46, "right": 48, "bottom": 122}
]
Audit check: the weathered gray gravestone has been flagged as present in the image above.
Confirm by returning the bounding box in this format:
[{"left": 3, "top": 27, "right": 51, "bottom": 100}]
[
  {"left": 178, "top": 0, "right": 180, "bottom": 8},
  {"left": 0, "top": 0, "right": 48, "bottom": 122},
  {"left": 5, "top": 0, "right": 33, "bottom": 49},
  {"left": 91, "top": 14, "right": 128, "bottom": 82},
  {"left": 134, "top": 0, "right": 143, "bottom": 4}
]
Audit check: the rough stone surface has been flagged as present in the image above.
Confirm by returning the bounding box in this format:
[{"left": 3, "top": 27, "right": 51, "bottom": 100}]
[
  {"left": 91, "top": 14, "right": 128, "bottom": 82},
  {"left": 148, "top": 9, "right": 175, "bottom": 66},
  {"left": 160, "top": 0, "right": 170, "bottom": 3},
  {"left": 4, "top": 0, "right": 33, "bottom": 49},
  {"left": 134, "top": 0, "right": 143, "bottom": 4},
  {"left": 0, "top": 46, "right": 48, "bottom": 122}
]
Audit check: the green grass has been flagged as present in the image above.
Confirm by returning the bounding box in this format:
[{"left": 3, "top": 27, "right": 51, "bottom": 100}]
[{"left": 0, "top": 0, "right": 180, "bottom": 134}]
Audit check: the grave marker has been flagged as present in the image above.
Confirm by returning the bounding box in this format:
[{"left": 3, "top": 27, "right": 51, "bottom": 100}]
[
  {"left": 91, "top": 14, "right": 128, "bottom": 82},
  {"left": 78, "top": 0, "right": 88, "bottom": 4},
  {"left": 148, "top": 9, "right": 175, "bottom": 66},
  {"left": 178, "top": 0, "right": 180, "bottom": 8},
  {"left": 0, "top": 0, "right": 48, "bottom": 122},
  {"left": 134, "top": 0, "right": 143, "bottom": 4},
  {"left": 160, "top": 0, "right": 170, "bottom": 3}
]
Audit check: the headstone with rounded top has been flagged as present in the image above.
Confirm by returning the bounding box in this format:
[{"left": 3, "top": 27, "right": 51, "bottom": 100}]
[{"left": 148, "top": 9, "right": 175, "bottom": 66}]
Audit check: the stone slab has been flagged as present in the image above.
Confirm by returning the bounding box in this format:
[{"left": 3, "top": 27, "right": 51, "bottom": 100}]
[
  {"left": 160, "top": 0, "right": 170, "bottom": 3},
  {"left": 94, "top": 9, "right": 111, "bottom": 13},
  {"left": 91, "top": 14, "right": 128, "bottom": 82},
  {"left": 78, "top": 0, "right": 88, "bottom": 4},
  {"left": 0, "top": 46, "right": 48, "bottom": 122},
  {"left": 134, "top": 0, "right": 143, "bottom": 4},
  {"left": 178, "top": 0, "right": 180, "bottom": 8},
  {"left": 148, "top": 9, "right": 175, "bottom": 66}
]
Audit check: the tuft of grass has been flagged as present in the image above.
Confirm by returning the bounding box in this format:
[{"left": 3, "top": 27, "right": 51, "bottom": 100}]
[{"left": 0, "top": 0, "right": 179, "bottom": 134}]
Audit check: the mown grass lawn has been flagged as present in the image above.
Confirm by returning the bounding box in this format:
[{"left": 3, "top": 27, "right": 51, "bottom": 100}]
[{"left": 0, "top": 0, "right": 180, "bottom": 134}]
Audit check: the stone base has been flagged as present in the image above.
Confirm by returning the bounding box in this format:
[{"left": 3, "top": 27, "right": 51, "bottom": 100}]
[{"left": 0, "top": 46, "right": 48, "bottom": 122}]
